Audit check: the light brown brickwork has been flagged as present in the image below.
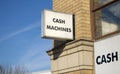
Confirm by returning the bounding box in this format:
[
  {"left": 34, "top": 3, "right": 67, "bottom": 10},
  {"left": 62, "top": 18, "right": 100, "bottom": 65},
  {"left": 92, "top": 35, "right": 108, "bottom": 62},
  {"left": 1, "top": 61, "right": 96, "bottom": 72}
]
[
  {"left": 53, "top": 0, "right": 92, "bottom": 41},
  {"left": 48, "top": 39, "right": 94, "bottom": 74},
  {"left": 47, "top": 0, "right": 94, "bottom": 74}
]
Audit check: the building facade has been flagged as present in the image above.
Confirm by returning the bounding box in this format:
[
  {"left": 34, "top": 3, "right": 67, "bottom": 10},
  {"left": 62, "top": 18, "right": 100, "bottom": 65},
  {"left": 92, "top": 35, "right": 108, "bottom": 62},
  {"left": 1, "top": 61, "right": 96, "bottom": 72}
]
[
  {"left": 47, "top": 0, "right": 120, "bottom": 74},
  {"left": 32, "top": 70, "right": 51, "bottom": 74}
]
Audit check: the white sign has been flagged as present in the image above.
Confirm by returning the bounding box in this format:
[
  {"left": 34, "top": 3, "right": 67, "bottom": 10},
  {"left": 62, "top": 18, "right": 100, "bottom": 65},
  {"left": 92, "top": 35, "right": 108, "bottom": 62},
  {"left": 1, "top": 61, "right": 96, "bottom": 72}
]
[
  {"left": 94, "top": 34, "right": 120, "bottom": 74},
  {"left": 41, "top": 10, "right": 73, "bottom": 40}
]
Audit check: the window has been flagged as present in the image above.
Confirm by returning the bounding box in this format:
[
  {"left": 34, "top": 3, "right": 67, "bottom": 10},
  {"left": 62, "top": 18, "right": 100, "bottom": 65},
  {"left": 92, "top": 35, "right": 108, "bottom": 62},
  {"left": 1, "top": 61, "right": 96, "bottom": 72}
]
[
  {"left": 93, "top": 0, "right": 120, "bottom": 38},
  {"left": 94, "top": 0, "right": 114, "bottom": 8}
]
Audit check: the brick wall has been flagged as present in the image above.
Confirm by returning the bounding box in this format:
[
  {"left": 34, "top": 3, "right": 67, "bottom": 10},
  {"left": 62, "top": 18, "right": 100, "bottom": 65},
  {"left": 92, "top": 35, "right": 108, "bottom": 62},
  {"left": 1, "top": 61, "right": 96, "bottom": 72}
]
[
  {"left": 47, "top": 0, "right": 94, "bottom": 74},
  {"left": 53, "top": 0, "right": 92, "bottom": 47}
]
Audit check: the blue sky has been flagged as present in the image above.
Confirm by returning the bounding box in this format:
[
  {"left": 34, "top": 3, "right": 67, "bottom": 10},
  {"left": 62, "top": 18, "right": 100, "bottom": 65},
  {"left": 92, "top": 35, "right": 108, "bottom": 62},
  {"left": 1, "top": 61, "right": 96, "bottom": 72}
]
[{"left": 0, "top": 0, "right": 52, "bottom": 72}]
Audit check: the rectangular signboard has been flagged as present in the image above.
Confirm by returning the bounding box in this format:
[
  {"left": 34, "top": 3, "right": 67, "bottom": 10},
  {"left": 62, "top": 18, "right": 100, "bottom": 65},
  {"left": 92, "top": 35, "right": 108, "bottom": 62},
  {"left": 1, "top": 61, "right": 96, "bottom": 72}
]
[
  {"left": 94, "top": 34, "right": 120, "bottom": 74},
  {"left": 41, "top": 10, "right": 73, "bottom": 40}
]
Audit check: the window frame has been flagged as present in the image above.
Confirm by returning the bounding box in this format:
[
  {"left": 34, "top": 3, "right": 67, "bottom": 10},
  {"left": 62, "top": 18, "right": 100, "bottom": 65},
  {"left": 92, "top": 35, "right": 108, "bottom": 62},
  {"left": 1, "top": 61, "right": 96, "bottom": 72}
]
[{"left": 91, "top": 0, "right": 120, "bottom": 40}]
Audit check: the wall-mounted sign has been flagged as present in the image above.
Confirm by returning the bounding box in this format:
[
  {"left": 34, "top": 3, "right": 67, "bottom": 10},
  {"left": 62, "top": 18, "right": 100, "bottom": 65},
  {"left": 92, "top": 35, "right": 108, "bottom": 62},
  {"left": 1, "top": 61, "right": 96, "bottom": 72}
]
[
  {"left": 41, "top": 10, "right": 73, "bottom": 40},
  {"left": 94, "top": 34, "right": 120, "bottom": 74}
]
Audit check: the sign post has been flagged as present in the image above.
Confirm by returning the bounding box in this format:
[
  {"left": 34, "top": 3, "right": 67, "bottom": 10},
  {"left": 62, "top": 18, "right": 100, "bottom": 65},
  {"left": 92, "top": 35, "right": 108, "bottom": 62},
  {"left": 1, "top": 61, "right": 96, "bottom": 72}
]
[{"left": 41, "top": 10, "right": 73, "bottom": 40}]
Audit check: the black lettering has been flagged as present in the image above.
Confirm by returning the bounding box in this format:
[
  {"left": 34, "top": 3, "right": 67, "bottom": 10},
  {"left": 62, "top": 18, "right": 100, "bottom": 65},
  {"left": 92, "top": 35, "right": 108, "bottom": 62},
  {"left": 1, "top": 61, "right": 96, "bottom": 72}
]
[
  {"left": 112, "top": 52, "right": 118, "bottom": 62},
  {"left": 68, "top": 28, "right": 71, "bottom": 32},
  {"left": 47, "top": 25, "right": 52, "bottom": 29},
  {"left": 96, "top": 51, "right": 119, "bottom": 65},
  {"left": 52, "top": 18, "right": 65, "bottom": 24},
  {"left": 107, "top": 53, "right": 111, "bottom": 63},
  {"left": 66, "top": 28, "right": 69, "bottom": 32},
  {"left": 56, "top": 19, "right": 59, "bottom": 23},
  {"left": 61, "top": 20, "right": 65, "bottom": 24},
  {"left": 101, "top": 55, "right": 106, "bottom": 64},
  {"left": 56, "top": 26, "right": 61, "bottom": 31},
  {"left": 96, "top": 56, "right": 101, "bottom": 65},
  {"left": 46, "top": 25, "right": 72, "bottom": 33},
  {"left": 54, "top": 26, "right": 58, "bottom": 30},
  {"left": 53, "top": 18, "right": 56, "bottom": 22},
  {"left": 62, "top": 27, "right": 67, "bottom": 32}
]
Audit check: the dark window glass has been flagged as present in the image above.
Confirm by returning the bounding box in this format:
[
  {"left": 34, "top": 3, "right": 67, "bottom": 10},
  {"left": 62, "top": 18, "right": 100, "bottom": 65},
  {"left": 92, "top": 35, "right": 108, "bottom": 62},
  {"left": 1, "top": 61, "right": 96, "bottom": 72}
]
[
  {"left": 95, "top": 1, "right": 120, "bottom": 37},
  {"left": 94, "top": 0, "right": 114, "bottom": 8}
]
